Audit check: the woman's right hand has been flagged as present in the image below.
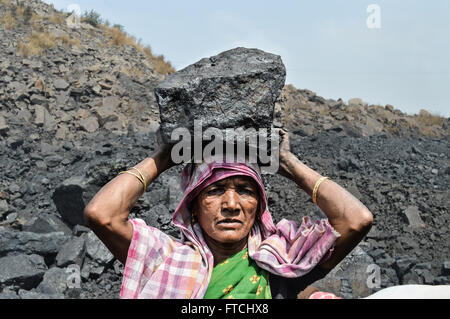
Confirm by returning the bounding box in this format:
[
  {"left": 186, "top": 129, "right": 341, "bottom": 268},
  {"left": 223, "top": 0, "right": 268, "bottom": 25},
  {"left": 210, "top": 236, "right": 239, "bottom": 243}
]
[{"left": 152, "top": 142, "right": 177, "bottom": 175}]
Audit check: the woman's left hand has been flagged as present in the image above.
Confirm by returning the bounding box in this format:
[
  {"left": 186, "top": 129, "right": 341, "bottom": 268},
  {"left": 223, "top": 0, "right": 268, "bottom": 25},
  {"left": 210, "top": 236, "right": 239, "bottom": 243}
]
[{"left": 275, "top": 128, "right": 296, "bottom": 180}]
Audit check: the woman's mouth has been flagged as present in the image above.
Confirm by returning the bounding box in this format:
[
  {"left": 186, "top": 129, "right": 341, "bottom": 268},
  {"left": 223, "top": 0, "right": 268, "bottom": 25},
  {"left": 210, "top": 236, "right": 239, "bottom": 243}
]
[{"left": 217, "top": 219, "right": 242, "bottom": 227}]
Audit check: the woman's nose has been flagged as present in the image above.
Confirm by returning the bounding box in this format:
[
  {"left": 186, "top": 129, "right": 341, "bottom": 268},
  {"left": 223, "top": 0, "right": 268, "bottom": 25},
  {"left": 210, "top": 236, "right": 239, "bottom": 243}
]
[{"left": 221, "top": 190, "right": 240, "bottom": 214}]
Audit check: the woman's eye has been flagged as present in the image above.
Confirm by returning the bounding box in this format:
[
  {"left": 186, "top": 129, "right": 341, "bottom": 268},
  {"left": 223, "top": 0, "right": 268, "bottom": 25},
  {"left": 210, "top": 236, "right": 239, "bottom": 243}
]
[
  {"left": 205, "top": 186, "right": 256, "bottom": 196},
  {"left": 238, "top": 188, "right": 254, "bottom": 195},
  {"left": 207, "top": 188, "right": 223, "bottom": 195}
]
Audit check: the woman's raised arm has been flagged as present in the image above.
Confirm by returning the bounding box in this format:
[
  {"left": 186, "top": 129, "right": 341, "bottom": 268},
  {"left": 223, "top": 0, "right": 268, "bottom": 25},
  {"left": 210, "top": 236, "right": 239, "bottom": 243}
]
[
  {"left": 276, "top": 129, "right": 373, "bottom": 271},
  {"left": 84, "top": 144, "right": 174, "bottom": 264}
]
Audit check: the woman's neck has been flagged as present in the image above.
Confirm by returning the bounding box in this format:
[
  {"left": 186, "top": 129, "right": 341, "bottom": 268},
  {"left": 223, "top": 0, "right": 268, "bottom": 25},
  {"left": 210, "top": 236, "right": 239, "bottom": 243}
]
[{"left": 203, "top": 233, "right": 248, "bottom": 266}]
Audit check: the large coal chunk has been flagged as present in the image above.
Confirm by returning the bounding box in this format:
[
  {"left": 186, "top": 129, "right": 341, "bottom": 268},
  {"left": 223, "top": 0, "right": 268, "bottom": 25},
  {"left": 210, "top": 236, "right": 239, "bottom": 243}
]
[
  {"left": 52, "top": 176, "right": 92, "bottom": 227},
  {"left": 36, "top": 267, "right": 70, "bottom": 295},
  {"left": 0, "top": 230, "right": 69, "bottom": 257},
  {"left": 155, "top": 47, "right": 286, "bottom": 142},
  {"left": 0, "top": 254, "right": 47, "bottom": 290},
  {"left": 23, "top": 214, "right": 72, "bottom": 236}
]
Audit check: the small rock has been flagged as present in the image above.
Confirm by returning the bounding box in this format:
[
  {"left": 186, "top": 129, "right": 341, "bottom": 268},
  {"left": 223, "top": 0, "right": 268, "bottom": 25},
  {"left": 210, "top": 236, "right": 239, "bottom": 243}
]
[
  {"left": 45, "top": 155, "right": 63, "bottom": 168},
  {"left": 147, "top": 188, "right": 167, "bottom": 205},
  {"left": 402, "top": 271, "right": 422, "bottom": 285},
  {"left": 376, "top": 256, "right": 395, "bottom": 267},
  {"left": 80, "top": 262, "right": 91, "bottom": 281},
  {"left": 1, "top": 212, "right": 17, "bottom": 225},
  {"left": 337, "top": 159, "right": 350, "bottom": 171},
  {"left": 367, "top": 248, "right": 385, "bottom": 260},
  {"left": 411, "top": 145, "right": 422, "bottom": 154},
  {"left": 53, "top": 77, "right": 70, "bottom": 90},
  {"left": 17, "top": 109, "right": 32, "bottom": 123},
  {"left": 33, "top": 105, "right": 56, "bottom": 130},
  {"left": 442, "top": 261, "right": 450, "bottom": 276},
  {"left": 0, "top": 200, "right": 9, "bottom": 218},
  {"left": 30, "top": 94, "right": 47, "bottom": 105},
  {"left": 384, "top": 268, "right": 399, "bottom": 285},
  {"left": 0, "top": 115, "right": 9, "bottom": 135},
  {"left": 79, "top": 116, "right": 99, "bottom": 133},
  {"left": 56, "top": 236, "right": 85, "bottom": 267},
  {"left": 72, "top": 225, "right": 90, "bottom": 236},
  {"left": 55, "top": 92, "right": 69, "bottom": 107},
  {"left": 8, "top": 183, "right": 20, "bottom": 194},
  {"left": 434, "top": 276, "right": 450, "bottom": 285},
  {"left": 0, "top": 254, "right": 47, "bottom": 290},
  {"left": 113, "top": 260, "right": 124, "bottom": 275},
  {"left": 348, "top": 98, "right": 363, "bottom": 106},
  {"left": 102, "top": 96, "right": 121, "bottom": 109},
  {"left": 33, "top": 159, "right": 47, "bottom": 171},
  {"left": 148, "top": 120, "right": 160, "bottom": 133},
  {"left": 142, "top": 205, "right": 160, "bottom": 227},
  {"left": 414, "top": 262, "right": 432, "bottom": 271},
  {"left": 398, "top": 234, "right": 419, "bottom": 250},
  {"left": 93, "top": 96, "right": 120, "bottom": 126},
  {"left": 7, "top": 135, "right": 24, "bottom": 149},
  {"left": 70, "top": 87, "right": 83, "bottom": 96},
  {"left": 98, "top": 81, "right": 112, "bottom": 90},
  {"left": 401, "top": 206, "right": 425, "bottom": 228},
  {"left": 89, "top": 265, "right": 105, "bottom": 277},
  {"left": 293, "top": 125, "right": 315, "bottom": 136},
  {"left": 85, "top": 231, "right": 114, "bottom": 265},
  {"left": 36, "top": 267, "right": 70, "bottom": 295},
  {"left": 393, "top": 256, "right": 417, "bottom": 278},
  {"left": 55, "top": 125, "right": 69, "bottom": 140},
  {"left": 385, "top": 104, "right": 394, "bottom": 112},
  {"left": 92, "top": 84, "right": 102, "bottom": 94},
  {"left": 419, "top": 269, "right": 435, "bottom": 285}
]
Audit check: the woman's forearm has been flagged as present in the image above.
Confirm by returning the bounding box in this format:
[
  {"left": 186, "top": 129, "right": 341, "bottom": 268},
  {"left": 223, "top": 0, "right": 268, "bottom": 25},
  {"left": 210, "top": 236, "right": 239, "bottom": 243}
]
[
  {"left": 280, "top": 151, "right": 373, "bottom": 269},
  {"left": 84, "top": 150, "right": 170, "bottom": 226},
  {"left": 84, "top": 146, "right": 173, "bottom": 264}
]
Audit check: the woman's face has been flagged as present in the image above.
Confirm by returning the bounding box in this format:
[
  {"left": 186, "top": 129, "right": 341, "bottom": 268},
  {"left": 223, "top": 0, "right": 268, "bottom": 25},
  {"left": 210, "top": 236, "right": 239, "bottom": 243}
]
[{"left": 193, "top": 176, "right": 260, "bottom": 245}]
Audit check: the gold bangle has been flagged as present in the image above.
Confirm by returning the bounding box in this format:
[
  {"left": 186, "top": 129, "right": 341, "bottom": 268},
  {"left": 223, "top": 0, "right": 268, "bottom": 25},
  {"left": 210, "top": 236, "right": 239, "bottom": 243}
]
[
  {"left": 130, "top": 167, "right": 147, "bottom": 191},
  {"left": 312, "top": 176, "right": 329, "bottom": 205},
  {"left": 118, "top": 170, "right": 145, "bottom": 191}
]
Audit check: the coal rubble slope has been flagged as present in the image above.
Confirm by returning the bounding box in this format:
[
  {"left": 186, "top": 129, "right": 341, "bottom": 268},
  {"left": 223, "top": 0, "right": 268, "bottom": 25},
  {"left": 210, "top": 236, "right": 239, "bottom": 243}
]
[{"left": 1, "top": 0, "right": 449, "bottom": 299}]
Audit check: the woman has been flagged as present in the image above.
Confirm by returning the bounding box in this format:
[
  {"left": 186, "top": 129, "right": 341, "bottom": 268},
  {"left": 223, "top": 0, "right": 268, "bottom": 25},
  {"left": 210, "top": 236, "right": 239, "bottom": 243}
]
[{"left": 84, "top": 129, "right": 373, "bottom": 299}]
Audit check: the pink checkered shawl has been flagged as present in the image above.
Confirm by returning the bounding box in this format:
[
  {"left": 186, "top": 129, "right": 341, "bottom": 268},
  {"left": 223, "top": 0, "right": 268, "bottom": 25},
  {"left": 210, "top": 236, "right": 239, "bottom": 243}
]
[{"left": 120, "top": 160, "right": 340, "bottom": 299}]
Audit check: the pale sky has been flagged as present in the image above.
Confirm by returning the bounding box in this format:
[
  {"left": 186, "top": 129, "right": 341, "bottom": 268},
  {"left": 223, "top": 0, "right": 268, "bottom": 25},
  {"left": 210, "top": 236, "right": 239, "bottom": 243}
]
[{"left": 44, "top": 0, "right": 450, "bottom": 117}]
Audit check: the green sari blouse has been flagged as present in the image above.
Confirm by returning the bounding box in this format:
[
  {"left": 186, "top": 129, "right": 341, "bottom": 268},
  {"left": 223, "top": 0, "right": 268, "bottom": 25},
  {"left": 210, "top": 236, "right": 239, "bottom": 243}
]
[{"left": 203, "top": 248, "right": 272, "bottom": 299}]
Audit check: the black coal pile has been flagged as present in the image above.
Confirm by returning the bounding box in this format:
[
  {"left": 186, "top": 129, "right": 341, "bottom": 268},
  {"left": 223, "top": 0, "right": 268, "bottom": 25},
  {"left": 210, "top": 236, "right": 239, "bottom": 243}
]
[{"left": 0, "top": 0, "right": 449, "bottom": 299}]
